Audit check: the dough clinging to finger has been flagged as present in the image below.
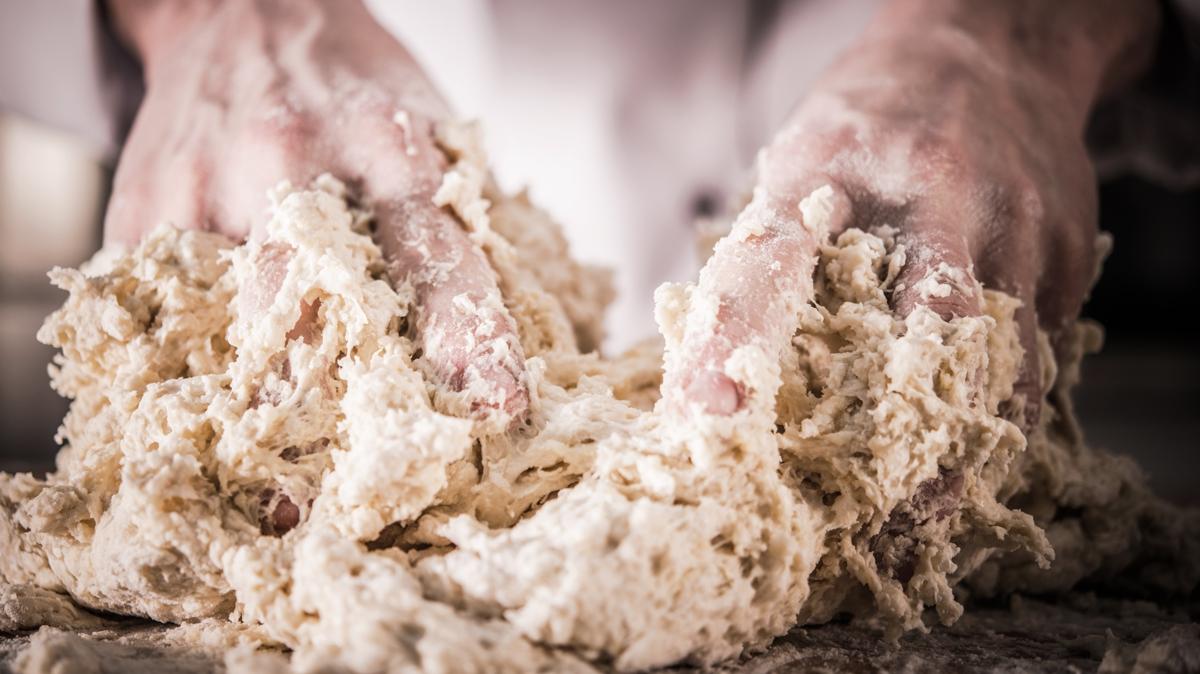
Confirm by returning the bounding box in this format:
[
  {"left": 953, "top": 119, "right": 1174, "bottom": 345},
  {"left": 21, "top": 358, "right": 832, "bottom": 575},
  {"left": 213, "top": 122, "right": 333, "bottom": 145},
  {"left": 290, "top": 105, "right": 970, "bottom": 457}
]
[{"left": 2, "top": 123, "right": 1195, "bottom": 673}]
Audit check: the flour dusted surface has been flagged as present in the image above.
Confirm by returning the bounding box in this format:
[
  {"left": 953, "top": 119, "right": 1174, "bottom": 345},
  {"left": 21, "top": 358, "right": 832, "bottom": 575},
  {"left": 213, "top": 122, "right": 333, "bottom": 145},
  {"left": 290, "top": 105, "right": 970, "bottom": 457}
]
[{"left": 2, "top": 128, "right": 1196, "bottom": 673}]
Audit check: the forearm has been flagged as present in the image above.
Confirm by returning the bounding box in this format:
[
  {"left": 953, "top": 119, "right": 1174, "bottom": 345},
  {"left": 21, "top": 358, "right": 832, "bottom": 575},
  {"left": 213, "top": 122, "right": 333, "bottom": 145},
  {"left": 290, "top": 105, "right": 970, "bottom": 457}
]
[{"left": 858, "top": 0, "right": 1162, "bottom": 125}]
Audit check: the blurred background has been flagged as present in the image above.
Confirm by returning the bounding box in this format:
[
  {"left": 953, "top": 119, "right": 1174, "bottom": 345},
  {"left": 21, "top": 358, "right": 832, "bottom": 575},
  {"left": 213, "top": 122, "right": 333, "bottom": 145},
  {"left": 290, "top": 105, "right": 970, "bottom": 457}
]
[
  {"left": 0, "top": 114, "right": 106, "bottom": 475},
  {"left": 1, "top": 109, "right": 1196, "bottom": 503}
]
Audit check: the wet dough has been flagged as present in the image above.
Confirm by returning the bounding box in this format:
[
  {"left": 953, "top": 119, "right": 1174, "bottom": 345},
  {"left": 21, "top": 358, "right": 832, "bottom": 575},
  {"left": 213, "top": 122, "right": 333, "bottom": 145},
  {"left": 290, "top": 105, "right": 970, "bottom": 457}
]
[{"left": 1, "top": 124, "right": 1196, "bottom": 673}]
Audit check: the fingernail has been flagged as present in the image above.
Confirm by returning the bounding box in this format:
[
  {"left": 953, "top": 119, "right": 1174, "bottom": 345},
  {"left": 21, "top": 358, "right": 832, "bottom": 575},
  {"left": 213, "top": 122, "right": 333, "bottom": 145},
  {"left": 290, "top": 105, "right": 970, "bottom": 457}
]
[{"left": 685, "top": 370, "right": 742, "bottom": 416}]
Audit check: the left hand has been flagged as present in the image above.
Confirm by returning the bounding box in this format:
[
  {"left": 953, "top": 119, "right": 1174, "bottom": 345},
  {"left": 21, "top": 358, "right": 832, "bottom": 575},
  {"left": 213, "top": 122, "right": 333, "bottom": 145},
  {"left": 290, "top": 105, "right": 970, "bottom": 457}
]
[{"left": 105, "top": 0, "right": 530, "bottom": 430}]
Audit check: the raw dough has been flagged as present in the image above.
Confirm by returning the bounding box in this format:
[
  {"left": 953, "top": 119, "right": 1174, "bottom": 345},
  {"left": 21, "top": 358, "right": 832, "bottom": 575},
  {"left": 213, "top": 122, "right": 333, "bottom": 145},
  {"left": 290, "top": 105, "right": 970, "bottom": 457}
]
[{"left": 1, "top": 124, "right": 1196, "bottom": 673}]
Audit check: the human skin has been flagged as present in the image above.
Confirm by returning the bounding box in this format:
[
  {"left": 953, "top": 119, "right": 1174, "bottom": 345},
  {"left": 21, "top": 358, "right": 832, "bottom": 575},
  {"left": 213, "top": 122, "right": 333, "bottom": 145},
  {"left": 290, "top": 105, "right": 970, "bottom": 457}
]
[
  {"left": 105, "top": 0, "right": 529, "bottom": 427},
  {"left": 674, "top": 0, "right": 1162, "bottom": 428},
  {"left": 666, "top": 0, "right": 1162, "bottom": 580},
  {"left": 105, "top": 0, "right": 1159, "bottom": 540}
]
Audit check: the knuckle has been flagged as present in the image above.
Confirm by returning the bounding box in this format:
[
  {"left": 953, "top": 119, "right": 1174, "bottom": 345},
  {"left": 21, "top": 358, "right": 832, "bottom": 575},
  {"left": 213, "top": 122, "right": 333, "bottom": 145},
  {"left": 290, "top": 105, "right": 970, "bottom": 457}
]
[
  {"left": 347, "top": 88, "right": 402, "bottom": 121},
  {"left": 760, "top": 128, "right": 850, "bottom": 193},
  {"left": 922, "top": 295, "right": 972, "bottom": 321},
  {"left": 247, "top": 105, "right": 318, "bottom": 153},
  {"left": 909, "top": 137, "right": 972, "bottom": 187},
  {"left": 1007, "top": 175, "right": 1045, "bottom": 224},
  {"left": 358, "top": 103, "right": 434, "bottom": 153}
]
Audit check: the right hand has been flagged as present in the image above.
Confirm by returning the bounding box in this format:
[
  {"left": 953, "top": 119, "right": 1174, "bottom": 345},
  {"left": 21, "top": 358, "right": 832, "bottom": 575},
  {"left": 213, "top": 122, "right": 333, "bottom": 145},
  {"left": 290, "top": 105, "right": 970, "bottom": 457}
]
[
  {"left": 662, "top": 0, "right": 1159, "bottom": 584},
  {"left": 666, "top": 0, "right": 1159, "bottom": 431}
]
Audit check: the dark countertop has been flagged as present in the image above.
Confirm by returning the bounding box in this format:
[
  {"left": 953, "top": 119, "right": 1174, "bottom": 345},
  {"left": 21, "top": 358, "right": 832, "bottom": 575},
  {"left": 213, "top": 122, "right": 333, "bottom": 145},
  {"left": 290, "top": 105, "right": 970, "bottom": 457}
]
[{"left": 1, "top": 594, "right": 1196, "bottom": 673}]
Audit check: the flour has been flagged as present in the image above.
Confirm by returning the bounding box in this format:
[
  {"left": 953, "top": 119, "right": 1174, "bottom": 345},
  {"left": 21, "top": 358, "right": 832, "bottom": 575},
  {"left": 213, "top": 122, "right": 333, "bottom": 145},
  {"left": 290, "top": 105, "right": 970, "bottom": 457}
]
[
  {"left": 2, "top": 124, "right": 1196, "bottom": 673},
  {"left": 1100, "top": 624, "right": 1200, "bottom": 673}
]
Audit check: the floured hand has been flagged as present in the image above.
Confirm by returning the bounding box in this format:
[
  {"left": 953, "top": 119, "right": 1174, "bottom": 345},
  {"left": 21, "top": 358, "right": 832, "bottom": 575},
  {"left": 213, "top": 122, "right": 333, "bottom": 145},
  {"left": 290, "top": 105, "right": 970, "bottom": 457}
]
[
  {"left": 105, "top": 0, "right": 529, "bottom": 434},
  {"left": 675, "top": 0, "right": 1160, "bottom": 430},
  {"left": 668, "top": 0, "right": 1161, "bottom": 582}
]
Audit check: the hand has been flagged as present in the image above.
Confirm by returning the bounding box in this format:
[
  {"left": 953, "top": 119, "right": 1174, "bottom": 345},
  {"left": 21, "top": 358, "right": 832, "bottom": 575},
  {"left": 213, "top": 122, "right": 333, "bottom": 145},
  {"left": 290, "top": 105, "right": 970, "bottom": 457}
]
[
  {"left": 669, "top": 0, "right": 1160, "bottom": 428},
  {"left": 105, "top": 0, "right": 529, "bottom": 429}
]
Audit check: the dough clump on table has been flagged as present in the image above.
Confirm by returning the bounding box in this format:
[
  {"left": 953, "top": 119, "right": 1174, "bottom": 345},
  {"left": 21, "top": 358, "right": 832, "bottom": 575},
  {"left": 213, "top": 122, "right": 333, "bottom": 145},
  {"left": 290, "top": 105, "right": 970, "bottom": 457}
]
[{"left": 1, "top": 123, "right": 1196, "bottom": 673}]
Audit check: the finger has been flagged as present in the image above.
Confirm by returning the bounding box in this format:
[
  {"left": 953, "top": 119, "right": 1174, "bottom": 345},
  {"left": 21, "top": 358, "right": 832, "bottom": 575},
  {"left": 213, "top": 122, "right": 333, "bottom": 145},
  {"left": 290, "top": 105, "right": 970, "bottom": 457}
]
[
  {"left": 102, "top": 95, "right": 219, "bottom": 246},
  {"left": 874, "top": 213, "right": 991, "bottom": 579},
  {"left": 238, "top": 241, "right": 322, "bottom": 345},
  {"left": 352, "top": 107, "right": 529, "bottom": 432},
  {"left": 217, "top": 106, "right": 325, "bottom": 241},
  {"left": 1036, "top": 139, "right": 1101, "bottom": 350},
  {"left": 1007, "top": 292, "right": 1042, "bottom": 430},
  {"left": 890, "top": 210, "right": 981, "bottom": 321},
  {"left": 217, "top": 110, "right": 331, "bottom": 341},
  {"left": 104, "top": 145, "right": 215, "bottom": 247},
  {"left": 1036, "top": 220, "right": 1102, "bottom": 367},
  {"left": 375, "top": 197, "right": 529, "bottom": 431},
  {"left": 663, "top": 184, "right": 850, "bottom": 418},
  {"left": 872, "top": 467, "right": 965, "bottom": 583},
  {"left": 976, "top": 236, "right": 1043, "bottom": 432}
]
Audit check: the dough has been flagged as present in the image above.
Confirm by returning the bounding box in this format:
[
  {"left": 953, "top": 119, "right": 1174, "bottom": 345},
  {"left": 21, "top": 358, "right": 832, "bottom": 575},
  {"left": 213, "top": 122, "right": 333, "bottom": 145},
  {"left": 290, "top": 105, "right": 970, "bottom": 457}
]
[{"left": 1, "top": 123, "right": 1196, "bottom": 673}]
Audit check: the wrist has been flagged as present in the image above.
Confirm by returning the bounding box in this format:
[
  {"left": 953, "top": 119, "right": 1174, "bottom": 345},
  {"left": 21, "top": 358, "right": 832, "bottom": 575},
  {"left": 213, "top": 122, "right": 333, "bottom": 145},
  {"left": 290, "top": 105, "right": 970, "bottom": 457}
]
[
  {"left": 864, "top": 0, "right": 1161, "bottom": 124},
  {"left": 106, "top": 0, "right": 386, "bottom": 87},
  {"left": 106, "top": 0, "right": 223, "bottom": 68}
]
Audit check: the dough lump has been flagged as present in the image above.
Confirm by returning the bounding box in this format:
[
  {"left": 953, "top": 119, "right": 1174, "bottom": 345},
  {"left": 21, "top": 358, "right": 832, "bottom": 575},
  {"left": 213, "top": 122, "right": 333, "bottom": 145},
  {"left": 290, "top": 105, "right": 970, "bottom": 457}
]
[{"left": 2, "top": 124, "right": 1196, "bottom": 673}]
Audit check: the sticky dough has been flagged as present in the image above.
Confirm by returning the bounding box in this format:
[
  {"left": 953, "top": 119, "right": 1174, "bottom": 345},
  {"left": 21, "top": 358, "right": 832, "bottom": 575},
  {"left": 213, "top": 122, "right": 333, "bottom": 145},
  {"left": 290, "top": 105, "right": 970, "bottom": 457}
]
[{"left": 1, "top": 123, "right": 1196, "bottom": 673}]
